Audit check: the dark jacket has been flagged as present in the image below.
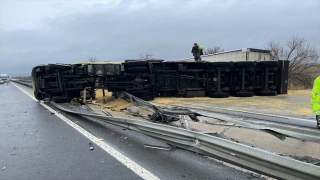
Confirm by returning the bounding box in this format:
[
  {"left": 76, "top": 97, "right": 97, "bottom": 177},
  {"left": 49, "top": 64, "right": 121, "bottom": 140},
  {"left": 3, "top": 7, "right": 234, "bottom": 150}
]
[{"left": 191, "top": 45, "right": 200, "bottom": 53}]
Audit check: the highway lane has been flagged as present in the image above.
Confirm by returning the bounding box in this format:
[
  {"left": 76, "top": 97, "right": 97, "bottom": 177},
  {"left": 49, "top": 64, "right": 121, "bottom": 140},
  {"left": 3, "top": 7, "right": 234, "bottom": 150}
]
[
  {"left": 0, "top": 83, "right": 144, "bottom": 180},
  {"left": 0, "top": 83, "right": 262, "bottom": 180}
]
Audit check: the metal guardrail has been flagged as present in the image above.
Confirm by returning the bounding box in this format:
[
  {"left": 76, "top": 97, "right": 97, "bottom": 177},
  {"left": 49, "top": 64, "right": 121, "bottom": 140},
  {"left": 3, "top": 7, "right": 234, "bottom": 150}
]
[
  {"left": 49, "top": 101, "right": 320, "bottom": 180},
  {"left": 121, "top": 92, "right": 320, "bottom": 143},
  {"left": 193, "top": 106, "right": 317, "bottom": 128},
  {"left": 11, "top": 79, "right": 32, "bottom": 88}
]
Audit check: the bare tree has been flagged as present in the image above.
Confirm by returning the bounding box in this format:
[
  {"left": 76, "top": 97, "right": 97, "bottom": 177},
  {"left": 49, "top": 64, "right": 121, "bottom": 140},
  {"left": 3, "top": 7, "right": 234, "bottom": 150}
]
[
  {"left": 267, "top": 35, "right": 319, "bottom": 89},
  {"left": 88, "top": 57, "right": 99, "bottom": 62},
  {"left": 203, "top": 45, "right": 224, "bottom": 55},
  {"left": 139, "top": 53, "right": 154, "bottom": 60}
]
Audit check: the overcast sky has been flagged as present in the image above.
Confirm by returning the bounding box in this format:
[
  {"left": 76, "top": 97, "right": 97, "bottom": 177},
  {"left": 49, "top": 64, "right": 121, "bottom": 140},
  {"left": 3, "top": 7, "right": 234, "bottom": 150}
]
[{"left": 0, "top": 0, "right": 319, "bottom": 76}]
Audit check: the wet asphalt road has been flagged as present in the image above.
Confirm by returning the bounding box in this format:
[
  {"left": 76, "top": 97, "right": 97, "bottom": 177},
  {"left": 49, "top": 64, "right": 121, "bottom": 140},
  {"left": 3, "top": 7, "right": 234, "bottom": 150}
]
[{"left": 0, "top": 83, "right": 261, "bottom": 180}]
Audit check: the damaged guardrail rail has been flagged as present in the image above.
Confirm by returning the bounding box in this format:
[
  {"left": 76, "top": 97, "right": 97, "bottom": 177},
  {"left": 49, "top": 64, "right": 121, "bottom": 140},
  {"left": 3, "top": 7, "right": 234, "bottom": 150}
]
[
  {"left": 48, "top": 101, "right": 320, "bottom": 180},
  {"left": 120, "top": 92, "right": 320, "bottom": 143}
]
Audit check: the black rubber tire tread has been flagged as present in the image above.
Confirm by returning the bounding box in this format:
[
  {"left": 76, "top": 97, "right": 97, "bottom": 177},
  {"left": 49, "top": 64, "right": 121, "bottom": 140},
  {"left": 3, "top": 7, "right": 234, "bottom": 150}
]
[
  {"left": 34, "top": 92, "right": 42, "bottom": 100},
  {"left": 208, "top": 62, "right": 230, "bottom": 68},
  {"left": 235, "top": 91, "right": 253, "bottom": 97},
  {"left": 138, "top": 95, "right": 154, "bottom": 101},
  {"left": 125, "top": 67, "right": 149, "bottom": 73},
  {"left": 47, "top": 64, "right": 71, "bottom": 70},
  {"left": 256, "top": 61, "right": 278, "bottom": 67},
  {"left": 208, "top": 92, "right": 230, "bottom": 98},
  {"left": 52, "top": 96, "right": 72, "bottom": 103},
  {"left": 233, "top": 61, "right": 255, "bottom": 67},
  {"left": 256, "top": 91, "right": 277, "bottom": 96},
  {"left": 125, "top": 61, "right": 149, "bottom": 68},
  {"left": 127, "top": 90, "right": 152, "bottom": 97}
]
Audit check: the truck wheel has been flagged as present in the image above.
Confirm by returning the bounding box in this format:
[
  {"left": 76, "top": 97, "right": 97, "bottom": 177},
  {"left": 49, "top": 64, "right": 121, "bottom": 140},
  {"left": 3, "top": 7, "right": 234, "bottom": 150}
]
[
  {"left": 256, "top": 91, "right": 277, "bottom": 96},
  {"left": 235, "top": 91, "right": 253, "bottom": 97},
  {"left": 34, "top": 92, "right": 42, "bottom": 100},
  {"left": 208, "top": 92, "right": 230, "bottom": 98}
]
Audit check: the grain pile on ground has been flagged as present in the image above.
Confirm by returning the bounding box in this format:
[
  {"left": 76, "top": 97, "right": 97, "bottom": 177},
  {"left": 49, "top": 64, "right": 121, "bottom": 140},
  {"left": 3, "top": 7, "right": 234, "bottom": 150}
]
[{"left": 93, "top": 89, "right": 314, "bottom": 118}]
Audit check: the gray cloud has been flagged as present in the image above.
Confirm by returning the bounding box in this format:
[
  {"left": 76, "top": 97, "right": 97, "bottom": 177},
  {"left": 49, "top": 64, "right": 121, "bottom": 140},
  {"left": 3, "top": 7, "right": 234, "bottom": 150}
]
[{"left": 0, "top": 0, "right": 319, "bottom": 76}]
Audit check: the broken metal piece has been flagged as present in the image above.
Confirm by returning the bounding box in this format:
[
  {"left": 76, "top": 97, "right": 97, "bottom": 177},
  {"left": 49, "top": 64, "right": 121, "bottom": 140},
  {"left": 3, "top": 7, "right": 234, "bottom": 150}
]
[
  {"left": 89, "top": 142, "right": 94, "bottom": 150},
  {"left": 189, "top": 114, "right": 199, "bottom": 122},
  {"left": 143, "top": 144, "right": 173, "bottom": 151},
  {"left": 127, "top": 109, "right": 140, "bottom": 116},
  {"left": 262, "top": 129, "right": 286, "bottom": 141}
]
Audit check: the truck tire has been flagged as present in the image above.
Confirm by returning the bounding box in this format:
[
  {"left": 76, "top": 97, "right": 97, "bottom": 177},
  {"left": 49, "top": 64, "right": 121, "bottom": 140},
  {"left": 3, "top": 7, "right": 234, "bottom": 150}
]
[
  {"left": 34, "top": 92, "right": 42, "bottom": 100},
  {"left": 256, "top": 91, "right": 277, "bottom": 96},
  {"left": 235, "top": 91, "right": 253, "bottom": 97},
  {"left": 208, "top": 92, "right": 230, "bottom": 98}
]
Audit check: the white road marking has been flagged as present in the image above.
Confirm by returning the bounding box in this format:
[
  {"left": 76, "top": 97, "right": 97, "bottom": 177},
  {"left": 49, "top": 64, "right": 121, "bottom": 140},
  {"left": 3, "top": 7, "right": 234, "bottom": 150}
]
[{"left": 12, "top": 82, "right": 160, "bottom": 180}]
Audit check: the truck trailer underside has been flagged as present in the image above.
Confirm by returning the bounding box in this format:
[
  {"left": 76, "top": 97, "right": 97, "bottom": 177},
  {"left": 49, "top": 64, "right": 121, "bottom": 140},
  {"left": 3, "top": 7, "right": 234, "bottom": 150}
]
[{"left": 31, "top": 60, "right": 289, "bottom": 102}]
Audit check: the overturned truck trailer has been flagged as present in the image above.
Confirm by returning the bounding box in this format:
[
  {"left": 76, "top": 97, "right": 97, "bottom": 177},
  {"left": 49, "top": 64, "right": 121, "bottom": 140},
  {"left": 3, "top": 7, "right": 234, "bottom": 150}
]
[{"left": 31, "top": 60, "right": 289, "bottom": 102}]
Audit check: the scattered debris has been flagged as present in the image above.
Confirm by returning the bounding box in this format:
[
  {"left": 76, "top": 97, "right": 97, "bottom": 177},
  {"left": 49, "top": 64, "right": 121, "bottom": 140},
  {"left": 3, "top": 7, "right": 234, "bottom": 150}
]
[
  {"left": 231, "top": 138, "right": 239, "bottom": 143},
  {"left": 121, "top": 108, "right": 141, "bottom": 116},
  {"left": 89, "top": 142, "right": 94, "bottom": 150},
  {"left": 143, "top": 144, "right": 173, "bottom": 151},
  {"left": 88, "top": 101, "right": 102, "bottom": 106},
  {"left": 104, "top": 106, "right": 116, "bottom": 109},
  {"left": 188, "top": 114, "right": 199, "bottom": 122},
  {"left": 96, "top": 138, "right": 104, "bottom": 142}
]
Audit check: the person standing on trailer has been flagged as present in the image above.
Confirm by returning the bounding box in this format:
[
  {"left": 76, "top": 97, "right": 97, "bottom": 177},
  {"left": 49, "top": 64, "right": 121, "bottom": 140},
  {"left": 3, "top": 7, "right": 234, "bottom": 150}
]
[
  {"left": 191, "top": 43, "right": 201, "bottom": 61},
  {"left": 311, "top": 76, "right": 320, "bottom": 128}
]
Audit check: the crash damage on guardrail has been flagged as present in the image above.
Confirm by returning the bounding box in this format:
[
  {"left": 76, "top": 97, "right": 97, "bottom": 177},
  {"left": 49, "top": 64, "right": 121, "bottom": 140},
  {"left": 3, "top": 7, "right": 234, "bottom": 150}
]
[{"left": 40, "top": 91, "right": 320, "bottom": 180}]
